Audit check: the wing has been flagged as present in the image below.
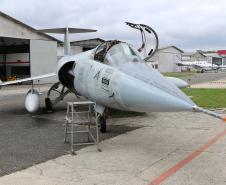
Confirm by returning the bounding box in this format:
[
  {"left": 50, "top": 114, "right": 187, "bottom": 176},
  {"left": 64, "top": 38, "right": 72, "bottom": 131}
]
[
  {"left": 0, "top": 73, "right": 56, "bottom": 86},
  {"left": 192, "top": 64, "right": 202, "bottom": 70}
]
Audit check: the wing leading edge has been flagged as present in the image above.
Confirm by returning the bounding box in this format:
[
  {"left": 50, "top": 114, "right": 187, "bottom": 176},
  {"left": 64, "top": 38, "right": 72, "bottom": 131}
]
[{"left": 0, "top": 73, "right": 56, "bottom": 86}]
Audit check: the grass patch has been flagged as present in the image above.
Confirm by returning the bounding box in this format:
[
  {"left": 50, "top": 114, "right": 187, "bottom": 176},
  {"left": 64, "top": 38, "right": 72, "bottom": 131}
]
[
  {"left": 183, "top": 88, "right": 226, "bottom": 108},
  {"left": 163, "top": 72, "right": 195, "bottom": 78},
  {"left": 108, "top": 108, "right": 145, "bottom": 118}
]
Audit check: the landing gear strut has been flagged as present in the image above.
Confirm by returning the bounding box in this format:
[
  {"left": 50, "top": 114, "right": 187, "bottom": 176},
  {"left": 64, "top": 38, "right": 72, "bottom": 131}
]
[
  {"left": 99, "top": 116, "right": 106, "bottom": 133},
  {"left": 98, "top": 109, "right": 108, "bottom": 133},
  {"left": 45, "top": 97, "right": 53, "bottom": 112},
  {"left": 45, "top": 82, "right": 79, "bottom": 112}
]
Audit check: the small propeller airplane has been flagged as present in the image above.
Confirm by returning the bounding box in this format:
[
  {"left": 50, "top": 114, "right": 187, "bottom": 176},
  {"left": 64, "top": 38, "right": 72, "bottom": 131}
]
[
  {"left": 176, "top": 60, "right": 224, "bottom": 73},
  {"left": 0, "top": 22, "right": 225, "bottom": 132}
]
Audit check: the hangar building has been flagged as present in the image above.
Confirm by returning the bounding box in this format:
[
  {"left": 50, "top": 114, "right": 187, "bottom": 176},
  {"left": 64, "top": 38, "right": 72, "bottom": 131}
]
[
  {"left": 0, "top": 11, "right": 59, "bottom": 82},
  {"left": 200, "top": 51, "right": 222, "bottom": 66},
  {"left": 181, "top": 51, "right": 206, "bottom": 62},
  {"left": 218, "top": 50, "right": 226, "bottom": 65},
  {"left": 0, "top": 11, "right": 102, "bottom": 83},
  {"left": 180, "top": 51, "right": 207, "bottom": 71},
  {"left": 57, "top": 38, "right": 104, "bottom": 59},
  {"left": 147, "top": 46, "right": 183, "bottom": 72}
]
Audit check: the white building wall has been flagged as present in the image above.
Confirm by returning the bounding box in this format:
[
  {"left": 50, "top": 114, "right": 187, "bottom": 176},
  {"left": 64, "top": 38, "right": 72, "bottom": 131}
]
[
  {"left": 193, "top": 53, "right": 206, "bottom": 61},
  {"left": 71, "top": 46, "right": 83, "bottom": 55},
  {"left": 57, "top": 45, "right": 64, "bottom": 57},
  {"left": 152, "top": 47, "right": 182, "bottom": 72},
  {"left": 0, "top": 14, "right": 53, "bottom": 40},
  {"left": 181, "top": 56, "right": 191, "bottom": 61},
  {"left": 30, "top": 40, "right": 57, "bottom": 83},
  {"left": 182, "top": 53, "right": 206, "bottom": 62},
  {"left": 57, "top": 45, "right": 83, "bottom": 57}
]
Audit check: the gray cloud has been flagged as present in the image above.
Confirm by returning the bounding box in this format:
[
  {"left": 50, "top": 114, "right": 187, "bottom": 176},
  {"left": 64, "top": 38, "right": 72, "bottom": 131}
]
[{"left": 1, "top": 0, "right": 226, "bottom": 51}]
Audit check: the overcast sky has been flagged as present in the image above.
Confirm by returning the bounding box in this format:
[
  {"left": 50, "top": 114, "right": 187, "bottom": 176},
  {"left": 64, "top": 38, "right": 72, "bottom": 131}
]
[{"left": 0, "top": 0, "right": 226, "bottom": 51}]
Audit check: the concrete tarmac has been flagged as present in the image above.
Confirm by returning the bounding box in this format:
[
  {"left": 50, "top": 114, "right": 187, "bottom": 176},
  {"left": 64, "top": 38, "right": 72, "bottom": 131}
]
[
  {"left": 0, "top": 86, "right": 139, "bottom": 177},
  {"left": 191, "top": 77, "right": 226, "bottom": 88},
  {"left": 0, "top": 111, "right": 226, "bottom": 185},
  {"left": 181, "top": 71, "right": 226, "bottom": 85}
]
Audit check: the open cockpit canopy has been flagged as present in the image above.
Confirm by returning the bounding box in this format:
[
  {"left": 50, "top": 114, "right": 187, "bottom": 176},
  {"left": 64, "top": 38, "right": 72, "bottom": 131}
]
[{"left": 94, "top": 40, "right": 142, "bottom": 67}]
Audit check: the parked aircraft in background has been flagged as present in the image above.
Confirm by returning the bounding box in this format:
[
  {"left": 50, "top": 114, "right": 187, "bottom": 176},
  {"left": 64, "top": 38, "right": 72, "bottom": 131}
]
[
  {"left": 176, "top": 60, "right": 224, "bottom": 73},
  {"left": 0, "top": 22, "right": 225, "bottom": 132}
]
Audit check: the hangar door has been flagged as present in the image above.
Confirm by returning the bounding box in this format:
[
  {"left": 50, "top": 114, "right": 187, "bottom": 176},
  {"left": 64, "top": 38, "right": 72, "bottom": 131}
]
[
  {"left": 30, "top": 40, "right": 57, "bottom": 82},
  {"left": 0, "top": 37, "right": 30, "bottom": 81}
]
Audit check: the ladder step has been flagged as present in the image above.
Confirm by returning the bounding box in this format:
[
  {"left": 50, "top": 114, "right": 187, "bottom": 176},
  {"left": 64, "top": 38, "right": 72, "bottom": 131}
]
[{"left": 64, "top": 101, "right": 100, "bottom": 154}]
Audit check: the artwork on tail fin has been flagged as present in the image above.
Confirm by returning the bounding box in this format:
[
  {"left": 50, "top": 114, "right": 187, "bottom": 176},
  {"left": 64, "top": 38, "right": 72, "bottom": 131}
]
[{"left": 125, "top": 22, "right": 159, "bottom": 61}]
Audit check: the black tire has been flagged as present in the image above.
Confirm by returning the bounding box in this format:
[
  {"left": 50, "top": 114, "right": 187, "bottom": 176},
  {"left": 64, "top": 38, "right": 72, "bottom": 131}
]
[
  {"left": 99, "top": 116, "right": 106, "bottom": 133},
  {"left": 45, "top": 97, "right": 53, "bottom": 112},
  {"left": 201, "top": 69, "right": 205, "bottom": 73}
]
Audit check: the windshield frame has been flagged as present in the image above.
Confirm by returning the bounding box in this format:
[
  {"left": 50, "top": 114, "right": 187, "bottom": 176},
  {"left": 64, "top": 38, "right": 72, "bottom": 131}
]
[
  {"left": 94, "top": 40, "right": 143, "bottom": 66},
  {"left": 104, "top": 42, "right": 143, "bottom": 67}
]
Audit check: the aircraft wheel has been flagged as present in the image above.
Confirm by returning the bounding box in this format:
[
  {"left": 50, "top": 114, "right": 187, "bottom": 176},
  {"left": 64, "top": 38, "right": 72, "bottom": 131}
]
[
  {"left": 201, "top": 69, "right": 205, "bottom": 73},
  {"left": 99, "top": 116, "right": 106, "bottom": 133},
  {"left": 45, "top": 97, "right": 53, "bottom": 112}
]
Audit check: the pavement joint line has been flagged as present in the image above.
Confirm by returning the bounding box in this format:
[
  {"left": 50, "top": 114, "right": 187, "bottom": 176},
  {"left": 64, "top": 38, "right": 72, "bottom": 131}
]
[
  {"left": 139, "top": 148, "right": 179, "bottom": 175},
  {"left": 148, "top": 129, "right": 226, "bottom": 185}
]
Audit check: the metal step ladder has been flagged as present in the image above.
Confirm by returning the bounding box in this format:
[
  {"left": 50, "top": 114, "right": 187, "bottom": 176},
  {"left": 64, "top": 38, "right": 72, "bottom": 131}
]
[{"left": 64, "top": 101, "right": 101, "bottom": 154}]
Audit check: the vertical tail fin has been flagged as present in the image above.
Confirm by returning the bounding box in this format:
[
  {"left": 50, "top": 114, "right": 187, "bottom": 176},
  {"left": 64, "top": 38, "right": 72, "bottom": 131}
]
[{"left": 38, "top": 27, "right": 97, "bottom": 55}]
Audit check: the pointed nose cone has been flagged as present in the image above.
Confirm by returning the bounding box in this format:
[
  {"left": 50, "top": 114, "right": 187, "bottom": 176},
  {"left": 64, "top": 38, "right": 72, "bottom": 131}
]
[
  {"left": 116, "top": 62, "right": 196, "bottom": 112},
  {"left": 118, "top": 74, "right": 194, "bottom": 112}
]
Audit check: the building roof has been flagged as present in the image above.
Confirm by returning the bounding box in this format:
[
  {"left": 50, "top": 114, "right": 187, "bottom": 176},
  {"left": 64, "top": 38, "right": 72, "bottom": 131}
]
[
  {"left": 182, "top": 52, "right": 196, "bottom": 56},
  {"left": 198, "top": 50, "right": 222, "bottom": 58},
  {"left": 195, "top": 50, "right": 207, "bottom": 57},
  {"left": 158, "top": 46, "right": 184, "bottom": 53},
  {"left": 182, "top": 50, "right": 206, "bottom": 57},
  {"left": 71, "top": 38, "right": 105, "bottom": 44},
  {"left": 218, "top": 50, "right": 226, "bottom": 55},
  {"left": 203, "top": 53, "right": 222, "bottom": 58},
  {"left": 70, "top": 38, "right": 105, "bottom": 47},
  {"left": 0, "top": 11, "right": 60, "bottom": 42}
]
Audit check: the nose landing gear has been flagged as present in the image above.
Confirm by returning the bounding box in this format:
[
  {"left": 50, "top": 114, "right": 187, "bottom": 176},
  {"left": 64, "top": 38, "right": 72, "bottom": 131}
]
[
  {"left": 99, "top": 116, "right": 107, "bottom": 133},
  {"left": 98, "top": 109, "right": 108, "bottom": 133}
]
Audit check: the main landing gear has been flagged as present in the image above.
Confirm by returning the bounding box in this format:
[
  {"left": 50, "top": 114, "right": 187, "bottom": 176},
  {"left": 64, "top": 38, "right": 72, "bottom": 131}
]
[{"left": 45, "top": 82, "right": 78, "bottom": 112}]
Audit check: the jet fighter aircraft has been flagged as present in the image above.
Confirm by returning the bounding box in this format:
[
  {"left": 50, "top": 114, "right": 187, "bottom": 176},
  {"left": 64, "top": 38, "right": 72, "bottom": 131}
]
[{"left": 0, "top": 22, "right": 225, "bottom": 132}]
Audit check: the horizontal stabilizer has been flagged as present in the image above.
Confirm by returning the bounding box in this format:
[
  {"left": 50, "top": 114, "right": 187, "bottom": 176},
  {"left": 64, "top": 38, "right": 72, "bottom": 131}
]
[
  {"left": 38, "top": 28, "right": 97, "bottom": 34},
  {"left": 38, "top": 27, "right": 97, "bottom": 55}
]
